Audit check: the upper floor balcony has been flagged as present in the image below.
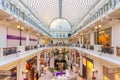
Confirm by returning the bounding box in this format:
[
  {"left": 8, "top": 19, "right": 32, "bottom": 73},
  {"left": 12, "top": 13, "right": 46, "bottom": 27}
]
[
  {"left": 1, "top": 43, "right": 120, "bottom": 66},
  {"left": 72, "top": 43, "right": 120, "bottom": 65},
  {"left": 0, "top": 44, "right": 47, "bottom": 66}
]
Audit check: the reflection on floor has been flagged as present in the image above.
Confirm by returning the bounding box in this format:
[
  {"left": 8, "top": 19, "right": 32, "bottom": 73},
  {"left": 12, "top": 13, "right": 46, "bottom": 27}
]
[{"left": 39, "top": 67, "right": 85, "bottom": 80}]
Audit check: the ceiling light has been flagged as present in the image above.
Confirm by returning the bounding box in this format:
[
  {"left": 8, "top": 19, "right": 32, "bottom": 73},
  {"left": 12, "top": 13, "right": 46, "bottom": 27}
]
[
  {"left": 99, "top": 25, "right": 102, "bottom": 28},
  {"left": 95, "top": 26, "right": 98, "bottom": 29},
  {"left": 17, "top": 25, "right": 20, "bottom": 29},
  {"left": 21, "top": 27, "right": 24, "bottom": 30}
]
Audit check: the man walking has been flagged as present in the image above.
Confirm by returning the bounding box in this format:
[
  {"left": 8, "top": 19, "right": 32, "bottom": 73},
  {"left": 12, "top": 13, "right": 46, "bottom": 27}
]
[{"left": 36, "top": 71, "right": 39, "bottom": 80}]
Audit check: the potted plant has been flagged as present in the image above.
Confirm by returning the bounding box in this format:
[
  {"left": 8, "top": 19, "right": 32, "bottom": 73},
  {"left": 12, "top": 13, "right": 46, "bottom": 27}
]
[
  {"left": 49, "top": 68, "right": 55, "bottom": 76},
  {"left": 92, "top": 76, "right": 96, "bottom": 80}
]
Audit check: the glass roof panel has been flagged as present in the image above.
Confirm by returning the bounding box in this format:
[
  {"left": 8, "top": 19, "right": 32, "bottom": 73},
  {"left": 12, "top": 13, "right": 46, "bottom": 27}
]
[{"left": 21, "top": 0, "right": 99, "bottom": 28}]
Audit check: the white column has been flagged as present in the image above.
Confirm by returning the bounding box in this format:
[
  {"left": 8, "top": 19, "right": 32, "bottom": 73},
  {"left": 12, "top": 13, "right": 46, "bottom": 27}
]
[
  {"left": 112, "top": 21, "right": 120, "bottom": 47},
  {"left": 26, "top": 32, "right": 30, "bottom": 46},
  {"left": 94, "top": 59, "right": 103, "bottom": 80},
  {"left": 39, "top": 37, "right": 42, "bottom": 45},
  {"left": 37, "top": 53, "right": 40, "bottom": 74},
  {"left": 0, "top": 48, "right": 3, "bottom": 61},
  {"left": 44, "top": 52, "right": 46, "bottom": 63},
  {"left": 17, "top": 61, "right": 26, "bottom": 80},
  {"left": 17, "top": 46, "right": 25, "bottom": 56},
  {"left": 78, "top": 36, "right": 81, "bottom": 44},
  {"left": 82, "top": 35, "right": 84, "bottom": 44},
  {"left": 80, "top": 54, "right": 83, "bottom": 76},
  {"left": 0, "top": 25, "right": 7, "bottom": 48},
  {"left": 90, "top": 31, "right": 94, "bottom": 45}
]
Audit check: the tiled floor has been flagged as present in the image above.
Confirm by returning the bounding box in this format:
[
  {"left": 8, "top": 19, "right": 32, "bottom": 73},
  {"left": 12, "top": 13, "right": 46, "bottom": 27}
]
[
  {"left": 39, "top": 57, "right": 85, "bottom": 80},
  {"left": 39, "top": 69, "right": 85, "bottom": 80}
]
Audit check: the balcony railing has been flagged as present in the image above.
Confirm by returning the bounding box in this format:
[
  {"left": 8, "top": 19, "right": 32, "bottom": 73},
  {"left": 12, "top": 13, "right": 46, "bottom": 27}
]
[
  {"left": 101, "top": 46, "right": 114, "bottom": 54},
  {"left": 25, "top": 46, "right": 31, "bottom": 51},
  {"left": 3, "top": 47, "right": 17, "bottom": 56},
  {"left": 73, "top": 44, "right": 116, "bottom": 56}
]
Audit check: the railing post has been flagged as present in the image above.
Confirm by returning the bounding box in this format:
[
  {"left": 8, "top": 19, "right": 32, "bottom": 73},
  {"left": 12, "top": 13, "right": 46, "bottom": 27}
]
[
  {"left": 114, "top": 46, "right": 117, "bottom": 56},
  {"left": 94, "top": 45, "right": 102, "bottom": 53},
  {"left": 17, "top": 46, "right": 25, "bottom": 56},
  {"left": 0, "top": 48, "right": 3, "bottom": 61}
]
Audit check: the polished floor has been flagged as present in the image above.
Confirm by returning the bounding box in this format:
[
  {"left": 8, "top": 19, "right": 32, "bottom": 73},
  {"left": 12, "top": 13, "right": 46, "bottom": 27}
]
[{"left": 38, "top": 67, "right": 85, "bottom": 80}]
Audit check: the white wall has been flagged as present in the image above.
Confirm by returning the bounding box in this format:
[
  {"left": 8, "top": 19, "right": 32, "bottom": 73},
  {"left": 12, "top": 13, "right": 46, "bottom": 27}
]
[
  {"left": 0, "top": 25, "right": 38, "bottom": 47},
  {"left": 112, "top": 23, "right": 120, "bottom": 47},
  {"left": 0, "top": 25, "right": 7, "bottom": 48},
  {"left": 90, "top": 31, "right": 94, "bottom": 45},
  {"left": 7, "top": 27, "right": 26, "bottom": 47},
  {"left": 29, "top": 33, "right": 38, "bottom": 45}
]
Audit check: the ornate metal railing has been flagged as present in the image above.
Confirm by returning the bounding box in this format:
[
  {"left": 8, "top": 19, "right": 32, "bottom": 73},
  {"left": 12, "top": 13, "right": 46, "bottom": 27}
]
[
  {"left": 101, "top": 46, "right": 114, "bottom": 54},
  {"left": 3, "top": 47, "right": 17, "bottom": 56},
  {"left": 25, "top": 46, "right": 31, "bottom": 51},
  {"left": 34, "top": 45, "right": 38, "bottom": 49}
]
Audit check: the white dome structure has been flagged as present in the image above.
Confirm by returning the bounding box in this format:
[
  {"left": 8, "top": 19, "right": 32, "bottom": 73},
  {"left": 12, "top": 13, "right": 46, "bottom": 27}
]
[{"left": 50, "top": 18, "right": 71, "bottom": 31}]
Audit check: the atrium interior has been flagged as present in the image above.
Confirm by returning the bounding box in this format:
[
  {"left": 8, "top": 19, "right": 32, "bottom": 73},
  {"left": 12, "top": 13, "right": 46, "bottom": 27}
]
[{"left": 0, "top": 0, "right": 120, "bottom": 80}]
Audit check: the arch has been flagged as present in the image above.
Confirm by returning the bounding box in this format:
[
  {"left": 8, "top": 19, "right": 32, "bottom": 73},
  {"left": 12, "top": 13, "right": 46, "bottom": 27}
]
[{"left": 50, "top": 18, "right": 71, "bottom": 30}]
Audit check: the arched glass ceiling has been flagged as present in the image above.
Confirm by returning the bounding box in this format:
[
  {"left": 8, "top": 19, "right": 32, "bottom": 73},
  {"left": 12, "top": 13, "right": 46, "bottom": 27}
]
[
  {"left": 21, "top": 0, "right": 99, "bottom": 28},
  {"left": 50, "top": 18, "right": 71, "bottom": 31}
]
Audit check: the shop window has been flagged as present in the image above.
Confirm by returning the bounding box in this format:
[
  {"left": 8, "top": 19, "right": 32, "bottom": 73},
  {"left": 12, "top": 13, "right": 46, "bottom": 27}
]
[
  {"left": 94, "top": 28, "right": 111, "bottom": 46},
  {"left": 84, "top": 34, "right": 90, "bottom": 44}
]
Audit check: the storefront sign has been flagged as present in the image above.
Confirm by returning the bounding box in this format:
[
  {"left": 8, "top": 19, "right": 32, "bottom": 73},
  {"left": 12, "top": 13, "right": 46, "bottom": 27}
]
[
  {"left": 108, "top": 68, "right": 120, "bottom": 73},
  {"left": 0, "top": 70, "right": 11, "bottom": 75}
]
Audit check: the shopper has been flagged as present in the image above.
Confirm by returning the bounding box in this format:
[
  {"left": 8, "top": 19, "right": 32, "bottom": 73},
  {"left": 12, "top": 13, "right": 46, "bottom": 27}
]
[{"left": 36, "top": 71, "right": 39, "bottom": 80}]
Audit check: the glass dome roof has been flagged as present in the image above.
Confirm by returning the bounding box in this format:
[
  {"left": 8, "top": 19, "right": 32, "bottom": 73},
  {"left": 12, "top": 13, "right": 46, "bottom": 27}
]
[
  {"left": 50, "top": 18, "right": 71, "bottom": 31},
  {"left": 21, "top": 0, "right": 99, "bottom": 28}
]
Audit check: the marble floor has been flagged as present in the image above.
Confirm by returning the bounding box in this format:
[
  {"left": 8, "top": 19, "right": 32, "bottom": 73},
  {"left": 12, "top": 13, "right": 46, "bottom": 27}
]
[
  {"left": 38, "top": 56, "right": 85, "bottom": 80},
  {"left": 38, "top": 68, "right": 85, "bottom": 80}
]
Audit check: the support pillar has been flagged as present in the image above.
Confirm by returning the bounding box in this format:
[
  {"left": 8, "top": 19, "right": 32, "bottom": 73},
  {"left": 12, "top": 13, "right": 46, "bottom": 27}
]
[
  {"left": 17, "top": 61, "right": 27, "bottom": 80},
  {"left": 80, "top": 54, "right": 83, "bottom": 76},
  {"left": 17, "top": 46, "right": 25, "bottom": 56},
  {"left": 90, "top": 31, "right": 94, "bottom": 45},
  {"left": 94, "top": 58, "right": 103, "bottom": 80},
  {"left": 26, "top": 32, "right": 30, "bottom": 46},
  {"left": 82, "top": 35, "right": 84, "bottom": 44},
  {"left": 0, "top": 48, "right": 3, "bottom": 61},
  {"left": 0, "top": 25, "right": 7, "bottom": 48}
]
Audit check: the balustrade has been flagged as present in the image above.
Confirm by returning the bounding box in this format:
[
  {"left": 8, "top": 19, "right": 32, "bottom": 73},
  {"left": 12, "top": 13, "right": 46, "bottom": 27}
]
[
  {"left": 3, "top": 47, "right": 17, "bottom": 56},
  {"left": 101, "top": 46, "right": 114, "bottom": 54}
]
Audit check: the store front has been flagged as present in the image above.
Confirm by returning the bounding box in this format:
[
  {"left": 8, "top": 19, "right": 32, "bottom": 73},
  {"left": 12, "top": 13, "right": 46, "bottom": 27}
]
[
  {"left": 0, "top": 67, "right": 17, "bottom": 80},
  {"left": 82, "top": 57, "right": 94, "bottom": 79},
  {"left": 26, "top": 56, "right": 37, "bottom": 80},
  {"left": 84, "top": 34, "right": 90, "bottom": 44},
  {"left": 103, "top": 66, "right": 120, "bottom": 80},
  {"left": 94, "top": 28, "right": 111, "bottom": 46}
]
